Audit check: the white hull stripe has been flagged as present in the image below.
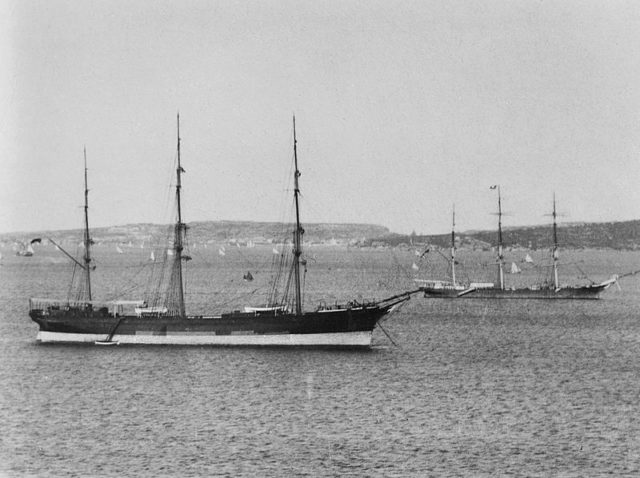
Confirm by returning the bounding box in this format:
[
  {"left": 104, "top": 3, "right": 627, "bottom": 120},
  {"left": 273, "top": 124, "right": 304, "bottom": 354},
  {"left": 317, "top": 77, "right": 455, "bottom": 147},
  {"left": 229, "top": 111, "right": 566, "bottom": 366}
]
[{"left": 36, "top": 330, "right": 373, "bottom": 347}]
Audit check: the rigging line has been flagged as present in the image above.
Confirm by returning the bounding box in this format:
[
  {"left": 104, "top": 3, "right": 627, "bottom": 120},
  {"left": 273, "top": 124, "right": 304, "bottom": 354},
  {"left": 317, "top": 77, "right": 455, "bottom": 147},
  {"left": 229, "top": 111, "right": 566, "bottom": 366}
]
[
  {"left": 67, "top": 262, "right": 78, "bottom": 300},
  {"left": 213, "top": 289, "right": 261, "bottom": 308},
  {"left": 377, "top": 322, "right": 398, "bottom": 347},
  {"left": 105, "top": 283, "right": 146, "bottom": 301},
  {"left": 268, "top": 233, "right": 292, "bottom": 304},
  {"left": 575, "top": 265, "right": 595, "bottom": 283},
  {"left": 151, "top": 249, "right": 171, "bottom": 308},
  {"left": 391, "top": 250, "right": 413, "bottom": 281},
  {"left": 301, "top": 262, "right": 307, "bottom": 311},
  {"left": 434, "top": 248, "right": 452, "bottom": 262}
]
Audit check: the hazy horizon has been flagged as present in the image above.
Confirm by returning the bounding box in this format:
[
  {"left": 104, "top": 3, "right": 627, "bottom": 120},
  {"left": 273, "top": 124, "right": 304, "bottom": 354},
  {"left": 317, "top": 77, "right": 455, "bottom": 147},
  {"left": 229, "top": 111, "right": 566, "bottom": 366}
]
[
  {"left": 2, "top": 215, "right": 637, "bottom": 239},
  {"left": 2, "top": 1, "right": 639, "bottom": 236}
]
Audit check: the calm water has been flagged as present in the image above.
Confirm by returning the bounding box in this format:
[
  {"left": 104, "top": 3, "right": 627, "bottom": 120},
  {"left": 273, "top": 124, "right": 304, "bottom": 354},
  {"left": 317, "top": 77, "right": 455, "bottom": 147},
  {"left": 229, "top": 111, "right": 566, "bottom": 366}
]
[{"left": 1, "top": 246, "right": 640, "bottom": 476}]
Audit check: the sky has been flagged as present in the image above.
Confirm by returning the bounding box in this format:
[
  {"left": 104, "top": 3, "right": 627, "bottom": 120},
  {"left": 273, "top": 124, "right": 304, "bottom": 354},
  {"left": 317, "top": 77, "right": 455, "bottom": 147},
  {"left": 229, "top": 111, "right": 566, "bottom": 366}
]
[{"left": 1, "top": 0, "right": 639, "bottom": 236}]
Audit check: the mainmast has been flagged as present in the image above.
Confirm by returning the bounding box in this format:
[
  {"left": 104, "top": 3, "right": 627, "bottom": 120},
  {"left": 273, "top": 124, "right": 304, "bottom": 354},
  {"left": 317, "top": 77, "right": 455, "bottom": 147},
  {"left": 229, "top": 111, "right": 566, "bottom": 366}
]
[
  {"left": 292, "top": 116, "right": 303, "bottom": 315},
  {"left": 552, "top": 193, "right": 559, "bottom": 289},
  {"left": 170, "top": 113, "right": 186, "bottom": 316},
  {"left": 82, "top": 147, "right": 92, "bottom": 301},
  {"left": 493, "top": 185, "right": 505, "bottom": 289},
  {"left": 450, "top": 204, "right": 457, "bottom": 286}
]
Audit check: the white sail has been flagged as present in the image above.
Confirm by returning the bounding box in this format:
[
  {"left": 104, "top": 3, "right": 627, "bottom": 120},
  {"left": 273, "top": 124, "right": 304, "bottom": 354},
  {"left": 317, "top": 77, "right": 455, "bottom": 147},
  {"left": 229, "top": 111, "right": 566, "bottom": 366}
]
[
  {"left": 218, "top": 247, "right": 226, "bottom": 256},
  {"left": 510, "top": 262, "right": 521, "bottom": 274},
  {"left": 116, "top": 245, "right": 124, "bottom": 254},
  {"left": 525, "top": 254, "right": 533, "bottom": 263},
  {"left": 412, "top": 262, "right": 419, "bottom": 271},
  {"left": 272, "top": 247, "right": 280, "bottom": 255},
  {"left": 150, "top": 251, "right": 155, "bottom": 262}
]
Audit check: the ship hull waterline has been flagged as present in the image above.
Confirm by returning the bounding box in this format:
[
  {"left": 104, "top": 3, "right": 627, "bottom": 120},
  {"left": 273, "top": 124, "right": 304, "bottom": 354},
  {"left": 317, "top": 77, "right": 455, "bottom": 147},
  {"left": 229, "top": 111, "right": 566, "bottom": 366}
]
[
  {"left": 36, "top": 330, "right": 374, "bottom": 347},
  {"left": 420, "top": 283, "right": 612, "bottom": 300},
  {"left": 29, "top": 306, "right": 396, "bottom": 347}
]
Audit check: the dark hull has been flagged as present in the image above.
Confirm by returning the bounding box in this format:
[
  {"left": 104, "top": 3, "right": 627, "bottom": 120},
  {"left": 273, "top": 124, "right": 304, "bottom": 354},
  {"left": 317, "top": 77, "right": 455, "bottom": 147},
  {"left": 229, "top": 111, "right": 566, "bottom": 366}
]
[
  {"left": 421, "top": 284, "right": 611, "bottom": 300},
  {"left": 29, "top": 305, "right": 392, "bottom": 347}
]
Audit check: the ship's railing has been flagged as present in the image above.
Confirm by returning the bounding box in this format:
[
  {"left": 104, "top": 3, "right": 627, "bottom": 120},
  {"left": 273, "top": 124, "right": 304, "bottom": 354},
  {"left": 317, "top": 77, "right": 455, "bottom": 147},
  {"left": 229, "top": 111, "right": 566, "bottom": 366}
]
[
  {"left": 29, "top": 298, "right": 146, "bottom": 316},
  {"left": 414, "top": 279, "right": 455, "bottom": 288},
  {"left": 315, "top": 298, "right": 380, "bottom": 311},
  {"left": 134, "top": 306, "right": 169, "bottom": 317}
]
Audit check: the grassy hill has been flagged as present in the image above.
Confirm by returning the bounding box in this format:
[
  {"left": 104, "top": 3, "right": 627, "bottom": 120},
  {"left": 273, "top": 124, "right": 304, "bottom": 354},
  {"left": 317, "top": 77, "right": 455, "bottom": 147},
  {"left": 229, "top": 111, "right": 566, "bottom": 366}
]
[
  {"left": 2, "top": 219, "right": 639, "bottom": 250},
  {"left": 1, "top": 221, "right": 390, "bottom": 247},
  {"left": 367, "top": 220, "right": 640, "bottom": 251}
]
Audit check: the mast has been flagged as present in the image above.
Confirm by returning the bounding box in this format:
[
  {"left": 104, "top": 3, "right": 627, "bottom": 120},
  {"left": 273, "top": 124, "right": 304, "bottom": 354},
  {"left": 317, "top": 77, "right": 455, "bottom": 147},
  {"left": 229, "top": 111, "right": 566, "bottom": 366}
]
[
  {"left": 292, "top": 116, "right": 303, "bottom": 315},
  {"left": 171, "top": 113, "right": 186, "bottom": 316},
  {"left": 494, "top": 185, "right": 505, "bottom": 289},
  {"left": 552, "top": 193, "right": 559, "bottom": 289},
  {"left": 450, "top": 204, "right": 456, "bottom": 286},
  {"left": 82, "top": 147, "right": 92, "bottom": 301}
]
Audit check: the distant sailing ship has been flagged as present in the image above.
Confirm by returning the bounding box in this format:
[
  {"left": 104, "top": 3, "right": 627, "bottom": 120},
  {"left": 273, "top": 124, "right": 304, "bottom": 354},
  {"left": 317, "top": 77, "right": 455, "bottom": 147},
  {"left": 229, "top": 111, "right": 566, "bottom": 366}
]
[
  {"left": 417, "top": 188, "right": 617, "bottom": 299},
  {"left": 29, "top": 116, "right": 413, "bottom": 346}
]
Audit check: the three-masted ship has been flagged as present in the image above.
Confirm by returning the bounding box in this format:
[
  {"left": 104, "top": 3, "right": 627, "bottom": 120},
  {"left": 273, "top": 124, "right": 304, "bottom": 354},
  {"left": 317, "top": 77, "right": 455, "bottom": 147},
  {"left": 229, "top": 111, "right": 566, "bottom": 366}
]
[
  {"left": 29, "top": 117, "right": 412, "bottom": 346},
  {"left": 417, "top": 187, "right": 617, "bottom": 299}
]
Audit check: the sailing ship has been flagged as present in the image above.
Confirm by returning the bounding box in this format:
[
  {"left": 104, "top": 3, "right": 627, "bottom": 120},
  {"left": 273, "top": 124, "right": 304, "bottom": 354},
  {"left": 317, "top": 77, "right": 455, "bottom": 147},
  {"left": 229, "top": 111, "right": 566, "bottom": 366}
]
[
  {"left": 417, "top": 187, "right": 617, "bottom": 299},
  {"left": 29, "top": 116, "right": 413, "bottom": 346}
]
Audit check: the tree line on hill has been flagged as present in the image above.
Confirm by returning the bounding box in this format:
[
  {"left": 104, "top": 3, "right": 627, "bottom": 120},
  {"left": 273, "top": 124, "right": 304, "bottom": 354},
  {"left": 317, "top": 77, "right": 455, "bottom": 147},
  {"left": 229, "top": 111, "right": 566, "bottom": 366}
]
[
  {"left": 2, "top": 219, "right": 639, "bottom": 250},
  {"left": 366, "top": 220, "right": 640, "bottom": 251}
]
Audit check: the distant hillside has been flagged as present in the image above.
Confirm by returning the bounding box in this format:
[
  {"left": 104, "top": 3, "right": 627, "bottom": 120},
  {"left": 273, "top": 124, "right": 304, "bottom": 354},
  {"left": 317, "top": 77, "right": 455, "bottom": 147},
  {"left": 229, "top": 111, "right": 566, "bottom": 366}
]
[
  {"left": 2, "top": 219, "right": 639, "bottom": 250},
  {"left": 0, "top": 221, "right": 390, "bottom": 247},
  {"left": 366, "top": 219, "right": 640, "bottom": 251}
]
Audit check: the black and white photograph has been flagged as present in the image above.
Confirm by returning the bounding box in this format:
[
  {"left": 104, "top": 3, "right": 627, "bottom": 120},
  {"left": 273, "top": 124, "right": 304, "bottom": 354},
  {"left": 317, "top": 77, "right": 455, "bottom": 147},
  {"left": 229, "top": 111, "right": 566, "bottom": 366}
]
[{"left": 1, "top": 0, "right": 639, "bottom": 476}]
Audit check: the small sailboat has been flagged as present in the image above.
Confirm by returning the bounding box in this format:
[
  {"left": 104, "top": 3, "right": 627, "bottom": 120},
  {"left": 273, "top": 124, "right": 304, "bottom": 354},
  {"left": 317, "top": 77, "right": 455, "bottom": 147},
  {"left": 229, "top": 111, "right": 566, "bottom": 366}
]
[
  {"left": 510, "top": 262, "right": 521, "bottom": 274},
  {"left": 16, "top": 244, "right": 34, "bottom": 257},
  {"left": 524, "top": 253, "right": 534, "bottom": 263},
  {"left": 16, "top": 238, "right": 39, "bottom": 257},
  {"left": 29, "top": 116, "right": 415, "bottom": 346}
]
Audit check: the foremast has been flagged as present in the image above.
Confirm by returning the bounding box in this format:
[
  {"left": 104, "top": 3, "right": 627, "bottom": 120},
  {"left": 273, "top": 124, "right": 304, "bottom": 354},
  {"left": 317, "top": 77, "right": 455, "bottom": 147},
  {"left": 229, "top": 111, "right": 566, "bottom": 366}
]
[
  {"left": 167, "top": 114, "right": 186, "bottom": 317},
  {"left": 492, "top": 185, "right": 505, "bottom": 290},
  {"left": 292, "top": 116, "right": 303, "bottom": 315},
  {"left": 82, "top": 147, "right": 92, "bottom": 301},
  {"left": 450, "top": 204, "right": 456, "bottom": 286},
  {"left": 551, "top": 193, "right": 559, "bottom": 289}
]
